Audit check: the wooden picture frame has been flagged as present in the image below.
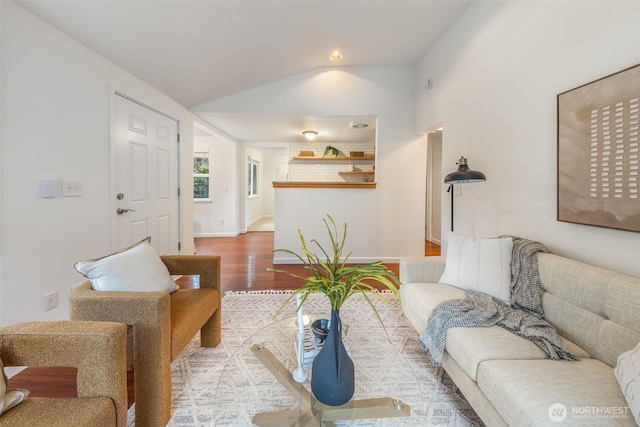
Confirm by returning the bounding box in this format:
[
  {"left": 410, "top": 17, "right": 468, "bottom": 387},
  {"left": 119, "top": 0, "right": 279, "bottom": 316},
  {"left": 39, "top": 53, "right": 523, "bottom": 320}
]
[{"left": 557, "top": 64, "right": 640, "bottom": 232}]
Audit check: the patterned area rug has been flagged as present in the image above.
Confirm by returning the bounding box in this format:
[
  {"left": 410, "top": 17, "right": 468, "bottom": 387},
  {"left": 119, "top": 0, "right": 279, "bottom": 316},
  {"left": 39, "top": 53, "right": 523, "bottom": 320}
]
[{"left": 127, "top": 291, "right": 484, "bottom": 426}]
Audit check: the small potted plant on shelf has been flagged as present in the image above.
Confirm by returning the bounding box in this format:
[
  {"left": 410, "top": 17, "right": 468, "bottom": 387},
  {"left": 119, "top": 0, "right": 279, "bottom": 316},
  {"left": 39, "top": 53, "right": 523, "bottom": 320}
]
[
  {"left": 269, "top": 214, "right": 401, "bottom": 406},
  {"left": 323, "top": 145, "right": 344, "bottom": 157}
]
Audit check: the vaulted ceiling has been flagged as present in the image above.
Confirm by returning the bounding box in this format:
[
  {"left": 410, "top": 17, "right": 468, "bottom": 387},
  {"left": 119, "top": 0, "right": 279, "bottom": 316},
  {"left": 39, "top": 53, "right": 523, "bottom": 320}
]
[{"left": 16, "top": 0, "right": 472, "bottom": 142}]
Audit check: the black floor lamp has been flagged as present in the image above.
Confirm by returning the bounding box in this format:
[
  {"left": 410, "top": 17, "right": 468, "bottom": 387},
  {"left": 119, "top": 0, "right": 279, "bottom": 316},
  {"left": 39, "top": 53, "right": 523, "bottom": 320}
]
[{"left": 444, "top": 157, "right": 486, "bottom": 232}]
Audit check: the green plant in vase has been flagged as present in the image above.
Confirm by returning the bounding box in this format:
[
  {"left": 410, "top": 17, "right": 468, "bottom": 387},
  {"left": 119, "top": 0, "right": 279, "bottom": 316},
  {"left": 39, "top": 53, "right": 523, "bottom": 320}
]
[
  {"left": 323, "top": 145, "right": 344, "bottom": 157},
  {"left": 269, "top": 214, "right": 401, "bottom": 406},
  {"left": 270, "top": 214, "right": 401, "bottom": 326}
]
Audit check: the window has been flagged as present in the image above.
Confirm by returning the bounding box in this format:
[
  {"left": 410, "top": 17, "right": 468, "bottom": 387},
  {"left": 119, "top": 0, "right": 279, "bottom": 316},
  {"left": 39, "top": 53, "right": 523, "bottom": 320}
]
[
  {"left": 248, "top": 159, "right": 259, "bottom": 197},
  {"left": 193, "top": 152, "right": 210, "bottom": 200}
]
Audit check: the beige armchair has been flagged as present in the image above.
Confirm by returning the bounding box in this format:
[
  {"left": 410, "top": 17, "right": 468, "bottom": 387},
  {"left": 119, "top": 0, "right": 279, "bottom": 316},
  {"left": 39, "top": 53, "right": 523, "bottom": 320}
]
[
  {"left": 0, "top": 321, "right": 128, "bottom": 426},
  {"left": 70, "top": 255, "right": 222, "bottom": 427}
]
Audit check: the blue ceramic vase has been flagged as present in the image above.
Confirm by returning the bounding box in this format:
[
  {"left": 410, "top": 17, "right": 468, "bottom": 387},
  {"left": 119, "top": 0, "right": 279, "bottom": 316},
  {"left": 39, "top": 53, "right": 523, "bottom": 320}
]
[{"left": 311, "top": 309, "right": 355, "bottom": 406}]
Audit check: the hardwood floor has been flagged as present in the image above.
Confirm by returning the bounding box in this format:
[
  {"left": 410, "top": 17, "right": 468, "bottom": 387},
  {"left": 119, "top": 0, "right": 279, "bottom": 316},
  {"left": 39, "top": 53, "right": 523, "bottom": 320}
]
[
  {"left": 7, "top": 232, "right": 440, "bottom": 408},
  {"left": 425, "top": 239, "right": 441, "bottom": 257}
]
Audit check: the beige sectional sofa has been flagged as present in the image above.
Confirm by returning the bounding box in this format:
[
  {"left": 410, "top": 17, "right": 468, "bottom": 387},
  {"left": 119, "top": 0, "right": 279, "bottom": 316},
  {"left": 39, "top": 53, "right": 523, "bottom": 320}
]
[{"left": 401, "top": 252, "right": 640, "bottom": 426}]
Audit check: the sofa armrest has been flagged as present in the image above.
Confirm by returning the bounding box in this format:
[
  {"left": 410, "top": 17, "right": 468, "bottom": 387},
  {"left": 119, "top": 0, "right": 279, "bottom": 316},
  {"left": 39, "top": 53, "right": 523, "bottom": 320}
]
[
  {"left": 160, "top": 255, "right": 221, "bottom": 292},
  {"left": 400, "top": 256, "right": 446, "bottom": 284},
  {"left": 70, "top": 282, "right": 173, "bottom": 425},
  {"left": 70, "top": 282, "right": 172, "bottom": 327},
  {"left": 0, "top": 321, "right": 128, "bottom": 427}
]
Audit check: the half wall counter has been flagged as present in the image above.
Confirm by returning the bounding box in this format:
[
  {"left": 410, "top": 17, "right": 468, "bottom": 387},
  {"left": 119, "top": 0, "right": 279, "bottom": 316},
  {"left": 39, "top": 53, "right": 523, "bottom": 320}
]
[{"left": 272, "top": 181, "right": 376, "bottom": 189}]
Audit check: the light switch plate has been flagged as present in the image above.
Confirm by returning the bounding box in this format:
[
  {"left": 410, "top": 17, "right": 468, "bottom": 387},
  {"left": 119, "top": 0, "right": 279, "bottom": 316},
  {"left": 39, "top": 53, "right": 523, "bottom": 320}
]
[
  {"left": 62, "top": 180, "right": 83, "bottom": 197},
  {"left": 38, "top": 180, "right": 61, "bottom": 198}
]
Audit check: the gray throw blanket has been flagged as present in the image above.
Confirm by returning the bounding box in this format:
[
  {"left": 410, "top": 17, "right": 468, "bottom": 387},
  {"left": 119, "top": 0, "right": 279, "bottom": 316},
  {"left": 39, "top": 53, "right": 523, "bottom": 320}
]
[
  {"left": 420, "top": 291, "right": 577, "bottom": 365},
  {"left": 420, "top": 236, "right": 576, "bottom": 365},
  {"left": 504, "top": 235, "right": 550, "bottom": 317}
]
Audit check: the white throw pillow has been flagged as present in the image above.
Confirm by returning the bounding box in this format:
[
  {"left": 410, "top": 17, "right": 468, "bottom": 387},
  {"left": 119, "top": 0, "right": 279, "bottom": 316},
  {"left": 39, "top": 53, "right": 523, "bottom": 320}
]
[
  {"left": 1, "top": 356, "right": 29, "bottom": 415},
  {"left": 615, "top": 342, "right": 640, "bottom": 424},
  {"left": 439, "top": 233, "right": 513, "bottom": 303},
  {"left": 75, "top": 237, "right": 178, "bottom": 293}
]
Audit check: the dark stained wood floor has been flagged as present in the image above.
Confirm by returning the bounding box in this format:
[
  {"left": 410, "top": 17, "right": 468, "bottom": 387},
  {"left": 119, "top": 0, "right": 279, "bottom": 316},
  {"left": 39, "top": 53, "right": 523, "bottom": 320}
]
[
  {"left": 425, "top": 239, "right": 441, "bottom": 257},
  {"left": 7, "top": 232, "right": 439, "bottom": 407}
]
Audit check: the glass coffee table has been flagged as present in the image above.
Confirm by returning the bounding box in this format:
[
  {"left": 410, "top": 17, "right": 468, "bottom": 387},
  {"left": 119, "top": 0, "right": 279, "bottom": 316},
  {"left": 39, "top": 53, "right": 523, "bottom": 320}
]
[{"left": 213, "top": 313, "right": 426, "bottom": 426}]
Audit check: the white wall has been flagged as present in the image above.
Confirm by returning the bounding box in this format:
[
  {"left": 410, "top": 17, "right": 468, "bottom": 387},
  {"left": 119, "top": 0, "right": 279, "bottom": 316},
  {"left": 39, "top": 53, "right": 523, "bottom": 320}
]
[
  {"left": 0, "top": 2, "right": 199, "bottom": 324},
  {"left": 193, "top": 132, "right": 239, "bottom": 237},
  {"left": 194, "top": 67, "right": 425, "bottom": 262},
  {"left": 416, "top": 1, "right": 640, "bottom": 277},
  {"left": 0, "top": 0, "right": 4, "bottom": 323}
]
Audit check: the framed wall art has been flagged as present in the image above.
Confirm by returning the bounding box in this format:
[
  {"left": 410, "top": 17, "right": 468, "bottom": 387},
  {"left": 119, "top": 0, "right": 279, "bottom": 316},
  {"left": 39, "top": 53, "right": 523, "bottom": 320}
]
[{"left": 557, "top": 64, "right": 640, "bottom": 232}]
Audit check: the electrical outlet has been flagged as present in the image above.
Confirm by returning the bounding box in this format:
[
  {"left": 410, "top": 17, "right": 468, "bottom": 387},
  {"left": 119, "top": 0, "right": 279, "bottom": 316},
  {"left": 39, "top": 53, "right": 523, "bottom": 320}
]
[
  {"left": 455, "top": 185, "right": 462, "bottom": 196},
  {"left": 44, "top": 290, "right": 59, "bottom": 311},
  {"left": 220, "top": 219, "right": 225, "bottom": 225}
]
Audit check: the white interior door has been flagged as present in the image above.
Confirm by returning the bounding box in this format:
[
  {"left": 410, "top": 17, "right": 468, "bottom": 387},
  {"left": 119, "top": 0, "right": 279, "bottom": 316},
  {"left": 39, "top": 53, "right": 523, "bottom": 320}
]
[{"left": 113, "top": 94, "right": 180, "bottom": 254}]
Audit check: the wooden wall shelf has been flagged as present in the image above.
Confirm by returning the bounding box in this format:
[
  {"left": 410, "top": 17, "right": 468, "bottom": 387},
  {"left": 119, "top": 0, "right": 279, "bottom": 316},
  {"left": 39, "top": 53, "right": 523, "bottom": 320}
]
[
  {"left": 338, "top": 170, "right": 375, "bottom": 175},
  {"left": 292, "top": 155, "right": 375, "bottom": 161}
]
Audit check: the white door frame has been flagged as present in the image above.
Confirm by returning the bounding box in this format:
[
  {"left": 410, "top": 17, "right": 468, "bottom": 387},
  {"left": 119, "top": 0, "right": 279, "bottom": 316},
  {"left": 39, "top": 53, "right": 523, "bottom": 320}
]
[
  {"left": 109, "top": 90, "right": 182, "bottom": 252},
  {"left": 425, "top": 128, "right": 443, "bottom": 246}
]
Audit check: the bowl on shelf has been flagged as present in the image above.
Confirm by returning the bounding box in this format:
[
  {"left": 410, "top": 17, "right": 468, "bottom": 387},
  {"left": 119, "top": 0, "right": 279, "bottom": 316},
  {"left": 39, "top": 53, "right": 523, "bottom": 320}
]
[
  {"left": 310, "top": 318, "right": 330, "bottom": 341},
  {"left": 349, "top": 151, "right": 364, "bottom": 157}
]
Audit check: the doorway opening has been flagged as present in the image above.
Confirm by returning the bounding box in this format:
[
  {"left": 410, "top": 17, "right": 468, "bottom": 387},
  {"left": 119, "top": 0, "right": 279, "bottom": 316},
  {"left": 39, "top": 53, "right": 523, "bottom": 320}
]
[
  {"left": 245, "top": 146, "right": 287, "bottom": 233},
  {"left": 425, "top": 129, "right": 442, "bottom": 256}
]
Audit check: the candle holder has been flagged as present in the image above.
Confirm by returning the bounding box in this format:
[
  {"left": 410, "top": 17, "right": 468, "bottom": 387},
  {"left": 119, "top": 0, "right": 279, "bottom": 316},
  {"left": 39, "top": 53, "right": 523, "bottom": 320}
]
[{"left": 293, "top": 294, "right": 308, "bottom": 383}]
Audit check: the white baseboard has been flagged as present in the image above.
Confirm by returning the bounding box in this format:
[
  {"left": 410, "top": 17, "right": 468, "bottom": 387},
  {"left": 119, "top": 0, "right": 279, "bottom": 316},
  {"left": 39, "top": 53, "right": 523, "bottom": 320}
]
[{"left": 194, "top": 231, "right": 240, "bottom": 238}]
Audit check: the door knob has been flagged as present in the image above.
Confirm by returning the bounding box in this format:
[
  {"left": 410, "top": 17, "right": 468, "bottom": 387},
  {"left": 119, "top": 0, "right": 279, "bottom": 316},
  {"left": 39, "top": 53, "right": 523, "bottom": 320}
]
[{"left": 117, "top": 207, "right": 136, "bottom": 215}]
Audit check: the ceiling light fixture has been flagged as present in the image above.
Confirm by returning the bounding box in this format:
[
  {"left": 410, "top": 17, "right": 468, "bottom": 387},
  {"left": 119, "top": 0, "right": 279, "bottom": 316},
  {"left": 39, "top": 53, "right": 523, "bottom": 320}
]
[
  {"left": 302, "top": 130, "right": 318, "bottom": 141},
  {"left": 350, "top": 121, "right": 368, "bottom": 129},
  {"left": 330, "top": 51, "right": 343, "bottom": 61}
]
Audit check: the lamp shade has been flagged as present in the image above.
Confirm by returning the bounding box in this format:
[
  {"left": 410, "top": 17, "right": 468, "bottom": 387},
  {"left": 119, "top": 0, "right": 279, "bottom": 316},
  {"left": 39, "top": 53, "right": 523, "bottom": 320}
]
[{"left": 444, "top": 157, "right": 486, "bottom": 184}]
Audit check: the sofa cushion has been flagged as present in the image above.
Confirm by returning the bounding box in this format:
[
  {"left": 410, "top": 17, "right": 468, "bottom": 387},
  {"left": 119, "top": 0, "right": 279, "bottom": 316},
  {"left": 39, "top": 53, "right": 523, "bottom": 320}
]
[
  {"left": 478, "top": 358, "right": 635, "bottom": 426},
  {"left": 400, "top": 282, "right": 466, "bottom": 333},
  {"left": 170, "top": 288, "right": 219, "bottom": 360},
  {"left": 75, "top": 237, "right": 178, "bottom": 293},
  {"left": 0, "top": 397, "right": 116, "bottom": 426},
  {"left": 439, "top": 233, "right": 513, "bottom": 303},
  {"left": 615, "top": 341, "right": 640, "bottom": 425},
  {"left": 445, "top": 326, "right": 591, "bottom": 381}
]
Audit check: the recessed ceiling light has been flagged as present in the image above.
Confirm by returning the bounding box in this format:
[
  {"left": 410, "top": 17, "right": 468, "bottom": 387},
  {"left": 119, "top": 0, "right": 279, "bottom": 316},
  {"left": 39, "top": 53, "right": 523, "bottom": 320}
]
[
  {"left": 350, "top": 121, "right": 368, "bottom": 129},
  {"left": 330, "top": 51, "right": 343, "bottom": 61},
  {"left": 302, "top": 130, "right": 318, "bottom": 140}
]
